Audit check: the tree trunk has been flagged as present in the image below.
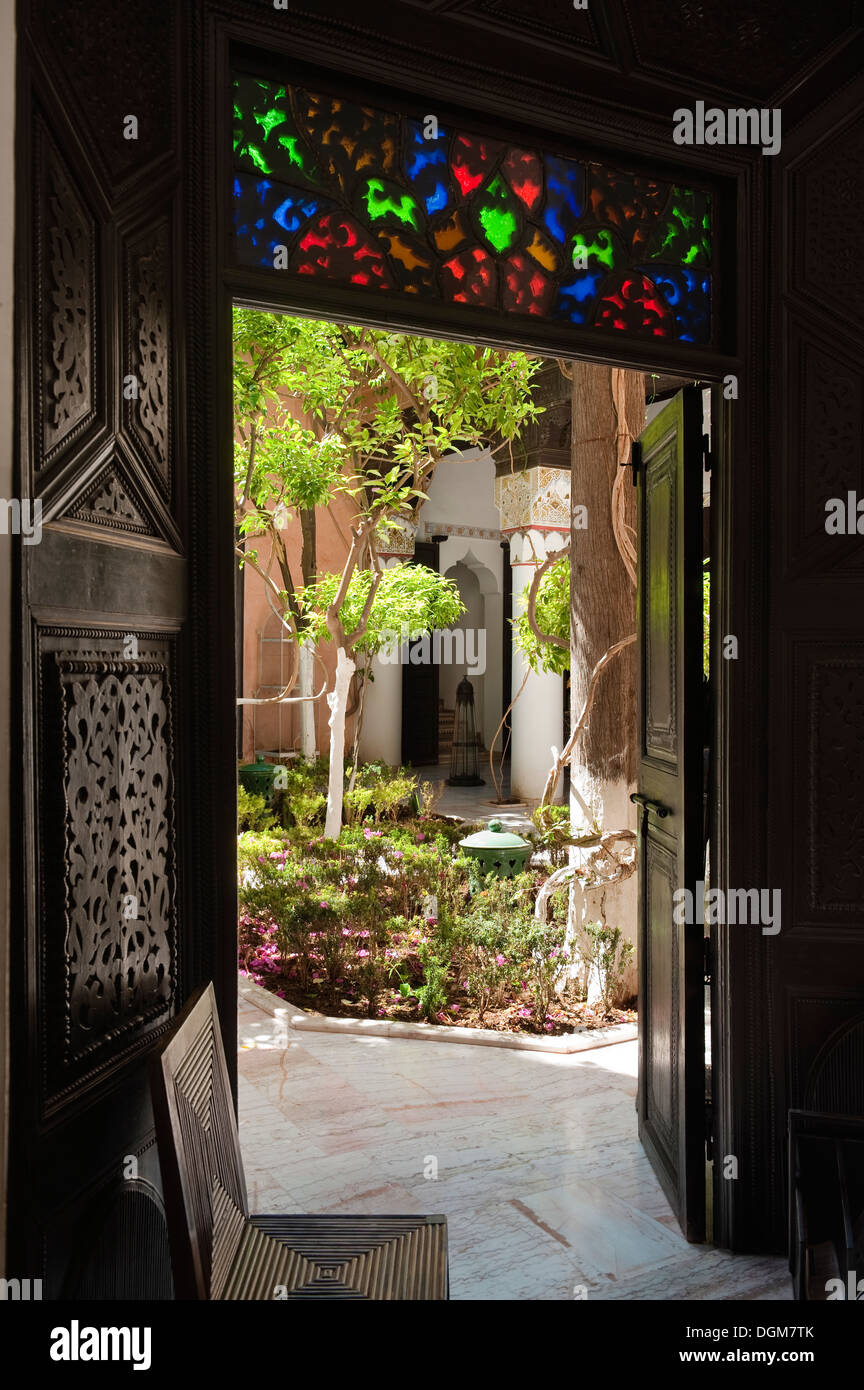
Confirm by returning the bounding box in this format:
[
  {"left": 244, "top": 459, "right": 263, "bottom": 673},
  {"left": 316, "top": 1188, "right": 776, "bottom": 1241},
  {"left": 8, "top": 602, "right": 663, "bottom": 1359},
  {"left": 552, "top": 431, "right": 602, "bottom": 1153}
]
[
  {"left": 298, "top": 644, "right": 317, "bottom": 759},
  {"left": 324, "top": 646, "right": 356, "bottom": 840},
  {"left": 299, "top": 506, "right": 317, "bottom": 758},
  {"left": 569, "top": 363, "right": 644, "bottom": 1001}
]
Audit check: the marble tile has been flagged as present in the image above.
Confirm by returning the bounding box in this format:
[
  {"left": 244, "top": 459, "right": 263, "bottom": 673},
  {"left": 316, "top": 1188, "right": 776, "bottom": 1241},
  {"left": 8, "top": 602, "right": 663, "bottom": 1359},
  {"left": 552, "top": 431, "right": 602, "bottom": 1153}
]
[{"left": 238, "top": 999, "right": 791, "bottom": 1301}]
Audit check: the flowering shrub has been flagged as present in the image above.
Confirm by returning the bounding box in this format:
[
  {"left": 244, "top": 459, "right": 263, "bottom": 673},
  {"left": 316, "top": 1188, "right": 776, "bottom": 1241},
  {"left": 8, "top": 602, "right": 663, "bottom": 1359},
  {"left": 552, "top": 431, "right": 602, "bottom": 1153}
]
[{"left": 237, "top": 801, "right": 629, "bottom": 1032}]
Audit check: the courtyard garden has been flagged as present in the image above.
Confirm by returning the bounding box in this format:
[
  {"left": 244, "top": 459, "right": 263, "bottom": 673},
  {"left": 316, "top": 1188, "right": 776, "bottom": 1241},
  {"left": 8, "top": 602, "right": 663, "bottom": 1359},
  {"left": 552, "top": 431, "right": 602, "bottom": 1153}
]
[{"left": 237, "top": 759, "right": 636, "bottom": 1037}]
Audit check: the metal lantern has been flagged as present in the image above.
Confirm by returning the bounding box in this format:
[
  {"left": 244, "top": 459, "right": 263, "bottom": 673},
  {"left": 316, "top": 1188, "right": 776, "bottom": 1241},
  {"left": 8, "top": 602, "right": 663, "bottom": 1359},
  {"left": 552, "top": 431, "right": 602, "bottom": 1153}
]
[
  {"left": 459, "top": 819, "right": 532, "bottom": 878},
  {"left": 448, "top": 675, "right": 484, "bottom": 786},
  {"left": 238, "top": 753, "right": 278, "bottom": 799}
]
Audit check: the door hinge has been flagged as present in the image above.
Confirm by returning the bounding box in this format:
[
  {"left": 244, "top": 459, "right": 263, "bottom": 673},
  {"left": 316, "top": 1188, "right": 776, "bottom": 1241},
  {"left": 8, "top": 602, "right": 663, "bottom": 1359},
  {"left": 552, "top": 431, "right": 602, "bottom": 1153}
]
[
  {"left": 705, "top": 1099, "right": 714, "bottom": 1162},
  {"left": 703, "top": 934, "right": 713, "bottom": 986},
  {"left": 630, "top": 440, "right": 642, "bottom": 486}
]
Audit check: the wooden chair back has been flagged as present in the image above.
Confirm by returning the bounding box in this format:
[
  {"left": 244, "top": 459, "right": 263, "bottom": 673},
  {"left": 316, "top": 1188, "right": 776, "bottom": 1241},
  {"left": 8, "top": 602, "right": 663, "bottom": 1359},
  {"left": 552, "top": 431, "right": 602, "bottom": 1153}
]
[{"left": 150, "top": 983, "right": 248, "bottom": 1299}]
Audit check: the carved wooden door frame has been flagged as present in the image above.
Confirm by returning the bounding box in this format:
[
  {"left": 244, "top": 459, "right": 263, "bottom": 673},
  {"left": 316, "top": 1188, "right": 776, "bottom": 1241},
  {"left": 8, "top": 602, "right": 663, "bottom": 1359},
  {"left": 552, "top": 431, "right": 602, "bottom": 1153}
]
[{"left": 203, "top": 17, "right": 751, "bottom": 1248}]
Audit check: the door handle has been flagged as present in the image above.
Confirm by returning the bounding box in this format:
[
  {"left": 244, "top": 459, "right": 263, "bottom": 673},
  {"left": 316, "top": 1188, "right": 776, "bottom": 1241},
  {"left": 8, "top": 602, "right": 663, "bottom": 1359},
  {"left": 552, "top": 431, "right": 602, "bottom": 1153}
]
[{"left": 630, "top": 792, "right": 670, "bottom": 819}]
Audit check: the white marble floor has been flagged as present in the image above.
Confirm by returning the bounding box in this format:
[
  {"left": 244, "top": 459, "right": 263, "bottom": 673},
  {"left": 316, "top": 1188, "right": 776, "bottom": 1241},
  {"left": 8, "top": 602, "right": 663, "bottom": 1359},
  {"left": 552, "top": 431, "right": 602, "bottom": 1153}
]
[
  {"left": 413, "top": 762, "right": 537, "bottom": 833},
  {"left": 238, "top": 996, "right": 791, "bottom": 1301}
]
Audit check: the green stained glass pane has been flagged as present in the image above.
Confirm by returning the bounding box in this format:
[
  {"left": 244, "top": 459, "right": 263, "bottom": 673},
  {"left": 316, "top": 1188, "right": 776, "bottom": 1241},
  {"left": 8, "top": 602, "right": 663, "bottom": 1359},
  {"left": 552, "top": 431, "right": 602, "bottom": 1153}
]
[
  {"left": 644, "top": 187, "right": 711, "bottom": 267},
  {"left": 475, "top": 174, "right": 520, "bottom": 254},
  {"left": 255, "top": 107, "right": 287, "bottom": 139},
  {"left": 233, "top": 74, "right": 319, "bottom": 188},
  {"left": 240, "top": 142, "right": 271, "bottom": 175},
  {"left": 571, "top": 227, "right": 619, "bottom": 272},
  {"left": 359, "top": 178, "right": 421, "bottom": 231},
  {"left": 276, "top": 132, "right": 316, "bottom": 180}
]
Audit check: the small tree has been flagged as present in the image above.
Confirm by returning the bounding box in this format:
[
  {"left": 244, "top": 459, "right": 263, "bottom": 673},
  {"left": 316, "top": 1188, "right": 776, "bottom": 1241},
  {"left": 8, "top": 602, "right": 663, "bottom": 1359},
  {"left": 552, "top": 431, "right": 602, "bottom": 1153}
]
[
  {"left": 301, "top": 562, "right": 465, "bottom": 788},
  {"left": 233, "top": 308, "right": 542, "bottom": 838}
]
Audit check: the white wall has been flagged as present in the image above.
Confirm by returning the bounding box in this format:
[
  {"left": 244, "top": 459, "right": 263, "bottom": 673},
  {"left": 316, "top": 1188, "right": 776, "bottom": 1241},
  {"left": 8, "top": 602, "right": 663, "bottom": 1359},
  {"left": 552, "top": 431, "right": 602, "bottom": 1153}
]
[
  {"left": 421, "top": 446, "right": 501, "bottom": 531},
  {"left": 419, "top": 450, "right": 504, "bottom": 757},
  {"left": 0, "top": 0, "right": 15, "bottom": 1274}
]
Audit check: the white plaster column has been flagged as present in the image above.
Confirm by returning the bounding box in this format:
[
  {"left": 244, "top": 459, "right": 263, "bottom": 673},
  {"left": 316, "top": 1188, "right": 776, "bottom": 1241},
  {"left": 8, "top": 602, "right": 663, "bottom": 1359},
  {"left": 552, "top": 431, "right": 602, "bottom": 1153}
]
[
  {"left": 482, "top": 586, "right": 503, "bottom": 751},
  {"left": 509, "top": 529, "right": 566, "bottom": 804},
  {"left": 358, "top": 647, "right": 403, "bottom": 766}
]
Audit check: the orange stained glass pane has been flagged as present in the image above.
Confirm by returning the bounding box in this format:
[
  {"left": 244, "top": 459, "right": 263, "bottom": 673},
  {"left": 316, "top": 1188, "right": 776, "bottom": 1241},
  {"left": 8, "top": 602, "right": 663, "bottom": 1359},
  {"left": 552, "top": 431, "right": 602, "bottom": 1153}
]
[
  {"left": 384, "top": 234, "right": 432, "bottom": 272},
  {"left": 525, "top": 230, "right": 559, "bottom": 273},
  {"left": 433, "top": 210, "right": 470, "bottom": 253}
]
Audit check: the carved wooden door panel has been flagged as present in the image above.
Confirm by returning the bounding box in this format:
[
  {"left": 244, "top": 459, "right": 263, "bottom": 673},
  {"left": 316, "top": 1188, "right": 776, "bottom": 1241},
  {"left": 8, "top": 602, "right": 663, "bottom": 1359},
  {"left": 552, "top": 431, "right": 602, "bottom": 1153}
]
[
  {"left": 634, "top": 388, "right": 706, "bottom": 1242},
  {"left": 11, "top": 4, "right": 188, "bottom": 1296}
]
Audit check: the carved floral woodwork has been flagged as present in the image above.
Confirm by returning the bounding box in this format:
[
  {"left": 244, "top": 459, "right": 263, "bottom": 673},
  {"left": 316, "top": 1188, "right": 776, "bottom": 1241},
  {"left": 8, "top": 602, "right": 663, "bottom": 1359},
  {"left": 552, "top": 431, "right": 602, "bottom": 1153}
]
[{"left": 46, "top": 649, "right": 177, "bottom": 1085}]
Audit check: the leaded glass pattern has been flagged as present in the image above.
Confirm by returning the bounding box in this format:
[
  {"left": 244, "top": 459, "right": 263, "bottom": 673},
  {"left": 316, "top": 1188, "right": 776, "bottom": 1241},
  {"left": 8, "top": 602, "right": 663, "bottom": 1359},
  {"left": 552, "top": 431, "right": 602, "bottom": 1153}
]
[{"left": 232, "top": 75, "right": 713, "bottom": 344}]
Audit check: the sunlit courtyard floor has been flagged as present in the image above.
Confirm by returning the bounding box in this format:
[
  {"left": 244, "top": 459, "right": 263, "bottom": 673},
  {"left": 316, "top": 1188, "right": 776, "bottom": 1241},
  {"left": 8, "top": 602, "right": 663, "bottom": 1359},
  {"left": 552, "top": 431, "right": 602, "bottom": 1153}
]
[
  {"left": 412, "top": 760, "right": 538, "bottom": 833},
  {"left": 238, "top": 992, "right": 791, "bottom": 1301}
]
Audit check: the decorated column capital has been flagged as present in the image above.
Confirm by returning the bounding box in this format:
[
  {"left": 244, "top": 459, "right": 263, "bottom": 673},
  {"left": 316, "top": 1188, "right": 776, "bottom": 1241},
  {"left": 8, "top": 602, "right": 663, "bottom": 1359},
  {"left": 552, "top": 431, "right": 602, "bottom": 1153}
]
[{"left": 494, "top": 464, "right": 570, "bottom": 540}]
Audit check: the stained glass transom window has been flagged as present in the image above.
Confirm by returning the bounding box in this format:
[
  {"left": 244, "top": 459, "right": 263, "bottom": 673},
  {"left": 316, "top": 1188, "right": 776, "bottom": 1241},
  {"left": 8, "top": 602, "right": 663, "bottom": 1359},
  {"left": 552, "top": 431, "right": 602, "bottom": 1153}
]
[{"left": 232, "top": 75, "right": 713, "bottom": 344}]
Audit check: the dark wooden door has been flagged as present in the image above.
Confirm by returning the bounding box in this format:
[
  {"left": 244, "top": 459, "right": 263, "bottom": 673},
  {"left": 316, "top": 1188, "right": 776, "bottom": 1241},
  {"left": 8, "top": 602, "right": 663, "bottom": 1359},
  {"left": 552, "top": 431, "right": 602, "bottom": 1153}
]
[
  {"left": 10, "top": 2, "right": 197, "bottom": 1297},
  {"left": 401, "top": 541, "right": 440, "bottom": 766},
  {"left": 635, "top": 388, "right": 706, "bottom": 1242}
]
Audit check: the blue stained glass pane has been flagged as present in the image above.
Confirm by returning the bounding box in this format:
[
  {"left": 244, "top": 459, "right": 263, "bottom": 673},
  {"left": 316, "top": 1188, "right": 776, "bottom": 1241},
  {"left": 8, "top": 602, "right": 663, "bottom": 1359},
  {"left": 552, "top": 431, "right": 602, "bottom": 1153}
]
[
  {"left": 425, "top": 181, "right": 449, "bottom": 215},
  {"left": 551, "top": 269, "right": 607, "bottom": 324},
  {"left": 405, "top": 119, "right": 453, "bottom": 217},
  {"left": 543, "top": 156, "right": 585, "bottom": 245},
  {"left": 233, "top": 171, "right": 331, "bottom": 268},
  {"left": 636, "top": 265, "right": 710, "bottom": 343}
]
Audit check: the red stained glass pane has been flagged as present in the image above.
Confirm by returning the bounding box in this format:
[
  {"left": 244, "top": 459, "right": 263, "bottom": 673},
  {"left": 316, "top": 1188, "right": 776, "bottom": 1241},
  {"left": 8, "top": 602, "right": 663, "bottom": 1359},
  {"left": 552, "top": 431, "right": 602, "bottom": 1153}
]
[
  {"left": 593, "top": 272, "right": 672, "bottom": 336},
  {"left": 501, "top": 148, "right": 543, "bottom": 212},
  {"left": 294, "top": 212, "right": 394, "bottom": 288},
  {"left": 440, "top": 247, "right": 498, "bottom": 307},
  {"left": 502, "top": 255, "right": 554, "bottom": 316},
  {"left": 451, "top": 134, "right": 503, "bottom": 198}
]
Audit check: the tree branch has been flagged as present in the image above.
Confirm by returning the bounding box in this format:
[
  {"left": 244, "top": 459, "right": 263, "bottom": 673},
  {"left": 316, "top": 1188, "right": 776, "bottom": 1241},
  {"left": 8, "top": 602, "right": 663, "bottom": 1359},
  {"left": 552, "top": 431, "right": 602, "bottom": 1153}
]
[
  {"left": 540, "top": 633, "right": 636, "bottom": 807},
  {"left": 526, "top": 544, "right": 570, "bottom": 654}
]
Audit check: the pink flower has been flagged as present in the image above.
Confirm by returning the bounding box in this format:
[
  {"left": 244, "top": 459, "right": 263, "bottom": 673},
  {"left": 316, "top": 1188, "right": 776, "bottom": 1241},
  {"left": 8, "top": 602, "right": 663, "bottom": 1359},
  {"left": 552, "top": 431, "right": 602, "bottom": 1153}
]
[
  {"left": 544, "top": 1021, "right": 554, "bottom": 1032},
  {"left": 393, "top": 850, "right": 403, "bottom": 860},
  {"left": 449, "top": 1004, "right": 459, "bottom": 1012},
  {"left": 495, "top": 954, "right": 507, "bottom": 966},
  {"left": 356, "top": 949, "right": 369, "bottom": 958},
  {"left": 416, "top": 833, "right": 426, "bottom": 842},
  {"left": 517, "top": 1006, "right": 532, "bottom": 1018}
]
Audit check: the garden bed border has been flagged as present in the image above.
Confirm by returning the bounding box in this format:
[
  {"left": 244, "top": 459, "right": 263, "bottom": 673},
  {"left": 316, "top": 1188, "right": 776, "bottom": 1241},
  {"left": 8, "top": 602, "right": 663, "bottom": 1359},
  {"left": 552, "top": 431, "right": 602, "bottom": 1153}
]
[{"left": 239, "top": 976, "right": 637, "bottom": 1054}]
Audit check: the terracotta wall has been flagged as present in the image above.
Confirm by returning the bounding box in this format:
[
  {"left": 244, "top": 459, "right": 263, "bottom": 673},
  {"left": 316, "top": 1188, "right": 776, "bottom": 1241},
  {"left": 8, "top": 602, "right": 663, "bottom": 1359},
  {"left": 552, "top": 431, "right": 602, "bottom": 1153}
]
[{"left": 237, "top": 388, "right": 358, "bottom": 762}]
